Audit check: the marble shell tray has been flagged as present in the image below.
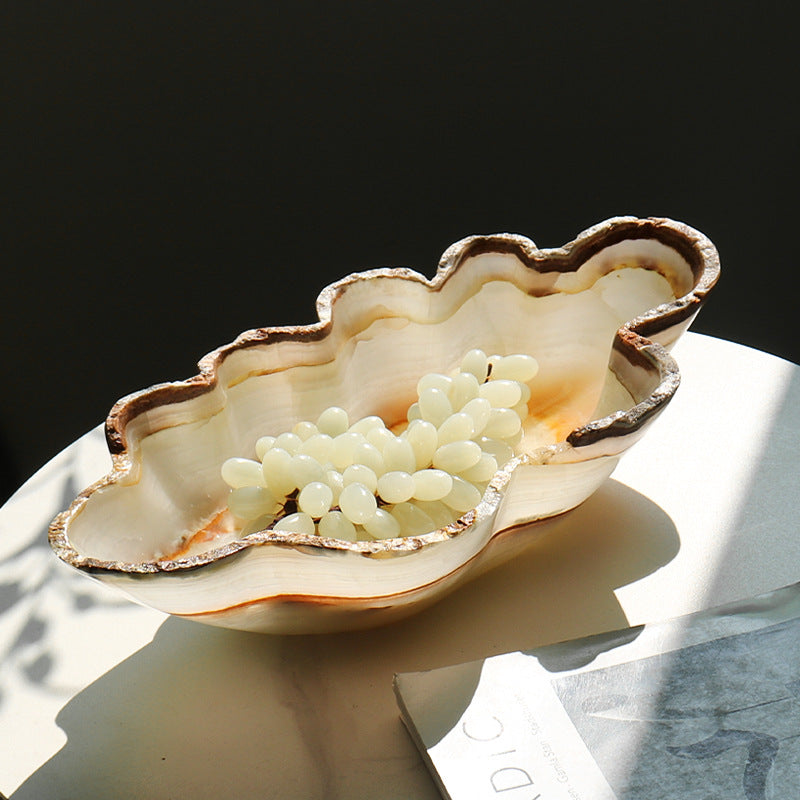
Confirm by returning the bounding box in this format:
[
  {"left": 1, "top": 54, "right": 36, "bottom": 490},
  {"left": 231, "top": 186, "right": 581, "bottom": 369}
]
[{"left": 49, "top": 216, "right": 719, "bottom": 634}]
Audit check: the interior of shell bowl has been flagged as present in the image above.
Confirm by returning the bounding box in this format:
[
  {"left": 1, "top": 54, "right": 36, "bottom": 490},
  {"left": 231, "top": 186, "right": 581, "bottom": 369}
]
[{"left": 49, "top": 216, "right": 719, "bottom": 633}]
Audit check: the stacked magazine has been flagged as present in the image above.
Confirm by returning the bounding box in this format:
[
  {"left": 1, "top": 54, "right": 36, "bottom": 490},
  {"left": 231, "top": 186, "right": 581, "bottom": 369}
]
[{"left": 394, "top": 583, "right": 800, "bottom": 799}]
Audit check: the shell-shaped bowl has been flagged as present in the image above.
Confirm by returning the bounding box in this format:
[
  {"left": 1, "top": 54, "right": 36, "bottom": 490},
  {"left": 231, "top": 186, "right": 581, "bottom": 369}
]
[{"left": 49, "top": 217, "right": 719, "bottom": 634}]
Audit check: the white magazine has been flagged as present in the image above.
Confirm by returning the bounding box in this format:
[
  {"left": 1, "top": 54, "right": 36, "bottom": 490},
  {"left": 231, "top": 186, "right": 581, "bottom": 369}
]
[{"left": 394, "top": 583, "right": 800, "bottom": 799}]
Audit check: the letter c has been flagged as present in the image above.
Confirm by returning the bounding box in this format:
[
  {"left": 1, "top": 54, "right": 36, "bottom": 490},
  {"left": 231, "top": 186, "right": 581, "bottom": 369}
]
[{"left": 462, "top": 714, "right": 504, "bottom": 741}]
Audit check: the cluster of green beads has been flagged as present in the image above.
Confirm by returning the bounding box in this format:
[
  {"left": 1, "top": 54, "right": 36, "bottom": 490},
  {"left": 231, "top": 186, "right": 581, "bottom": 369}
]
[{"left": 221, "top": 349, "right": 538, "bottom": 541}]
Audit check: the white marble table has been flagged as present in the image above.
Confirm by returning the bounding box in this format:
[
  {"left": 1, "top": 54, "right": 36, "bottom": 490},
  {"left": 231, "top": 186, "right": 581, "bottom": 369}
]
[{"left": 1, "top": 333, "right": 799, "bottom": 799}]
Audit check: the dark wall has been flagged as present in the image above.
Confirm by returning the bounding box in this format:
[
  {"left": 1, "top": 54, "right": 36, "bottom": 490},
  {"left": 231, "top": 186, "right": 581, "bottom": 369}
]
[{"left": 2, "top": 2, "right": 798, "bottom": 501}]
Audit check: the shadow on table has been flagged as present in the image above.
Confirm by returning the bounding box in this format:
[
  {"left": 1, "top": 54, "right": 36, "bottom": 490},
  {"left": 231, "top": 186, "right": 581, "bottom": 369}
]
[{"left": 12, "top": 479, "right": 679, "bottom": 800}]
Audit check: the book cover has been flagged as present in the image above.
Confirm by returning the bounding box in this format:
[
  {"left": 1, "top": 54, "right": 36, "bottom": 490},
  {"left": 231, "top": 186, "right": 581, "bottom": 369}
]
[{"left": 394, "top": 583, "right": 800, "bottom": 799}]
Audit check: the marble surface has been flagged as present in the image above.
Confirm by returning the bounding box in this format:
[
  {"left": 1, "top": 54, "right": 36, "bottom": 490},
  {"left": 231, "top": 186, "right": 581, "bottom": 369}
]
[{"left": 1, "top": 333, "right": 799, "bottom": 799}]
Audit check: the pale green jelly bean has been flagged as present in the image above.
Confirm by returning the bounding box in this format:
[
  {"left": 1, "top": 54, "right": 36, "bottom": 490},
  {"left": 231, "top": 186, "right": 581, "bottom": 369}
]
[
  {"left": 364, "top": 508, "right": 401, "bottom": 540},
  {"left": 254, "top": 436, "right": 276, "bottom": 461},
  {"left": 390, "top": 502, "right": 436, "bottom": 536},
  {"left": 331, "top": 431, "right": 366, "bottom": 470},
  {"left": 290, "top": 454, "right": 325, "bottom": 489},
  {"left": 519, "top": 382, "right": 532, "bottom": 403},
  {"left": 318, "top": 510, "right": 357, "bottom": 541},
  {"left": 407, "top": 402, "right": 422, "bottom": 422},
  {"left": 411, "top": 469, "right": 453, "bottom": 501},
  {"left": 343, "top": 464, "right": 378, "bottom": 493},
  {"left": 261, "top": 447, "right": 295, "bottom": 496},
  {"left": 338, "top": 482, "right": 378, "bottom": 524},
  {"left": 366, "top": 425, "right": 394, "bottom": 451},
  {"left": 477, "top": 436, "right": 514, "bottom": 467},
  {"left": 413, "top": 500, "right": 457, "bottom": 528},
  {"left": 448, "top": 371, "right": 480, "bottom": 411},
  {"left": 461, "top": 397, "right": 492, "bottom": 436},
  {"left": 491, "top": 354, "right": 539, "bottom": 383},
  {"left": 323, "top": 469, "right": 344, "bottom": 503},
  {"left": 238, "top": 513, "right": 276, "bottom": 538},
  {"left": 437, "top": 412, "right": 475, "bottom": 446},
  {"left": 348, "top": 415, "right": 386, "bottom": 435},
  {"left": 292, "top": 420, "right": 318, "bottom": 441},
  {"left": 382, "top": 436, "right": 416, "bottom": 473},
  {"left": 503, "top": 427, "right": 524, "bottom": 449},
  {"left": 511, "top": 400, "right": 529, "bottom": 423},
  {"left": 377, "top": 470, "right": 415, "bottom": 504},
  {"left": 316, "top": 406, "right": 349, "bottom": 437},
  {"left": 417, "top": 372, "right": 452, "bottom": 395},
  {"left": 227, "top": 486, "right": 277, "bottom": 520},
  {"left": 352, "top": 441, "right": 385, "bottom": 475},
  {"left": 479, "top": 379, "right": 522, "bottom": 409},
  {"left": 418, "top": 387, "right": 453, "bottom": 427},
  {"left": 483, "top": 407, "right": 522, "bottom": 439},
  {"left": 405, "top": 420, "right": 438, "bottom": 469},
  {"left": 221, "top": 457, "right": 265, "bottom": 489},
  {"left": 274, "top": 512, "right": 315, "bottom": 535},
  {"left": 299, "top": 433, "right": 334, "bottom": 463},
  {"left": 442, "top": 476, "right": 482, "bottom": 512},
  {"left": 433, "top": 440, "right": 482, "bottom": 473},
  {"left": 459, "top": 453, "right": 498, "bottom": 482},
  {"left": 297, "top": 481, "right": 334, "bottom": 518},
  {"left": 460, "top": 349, "right": 488, "bottom": 382},
  {"left": 275, "top": 432, "right": 303, "bottom": 455}
]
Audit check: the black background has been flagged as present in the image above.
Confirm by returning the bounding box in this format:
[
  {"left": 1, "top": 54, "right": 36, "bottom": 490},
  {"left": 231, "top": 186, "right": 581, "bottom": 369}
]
[{"left": 2, "top": 2, "right": 798, "bottom": 502}]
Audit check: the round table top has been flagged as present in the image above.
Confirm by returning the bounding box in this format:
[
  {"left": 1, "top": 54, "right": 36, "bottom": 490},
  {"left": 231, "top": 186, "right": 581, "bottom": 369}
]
[{"left": 1, "top": 333, "right": 799, "bottom": 799}]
